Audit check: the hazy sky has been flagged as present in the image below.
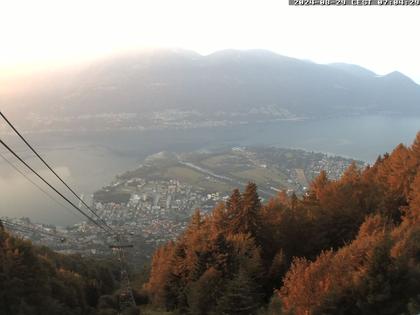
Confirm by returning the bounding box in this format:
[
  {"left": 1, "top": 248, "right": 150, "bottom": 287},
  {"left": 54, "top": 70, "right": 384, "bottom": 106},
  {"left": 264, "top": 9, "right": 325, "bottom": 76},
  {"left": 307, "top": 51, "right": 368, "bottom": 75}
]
[{"left": 1, "top": 0, "right": 420, "bottom": 81}]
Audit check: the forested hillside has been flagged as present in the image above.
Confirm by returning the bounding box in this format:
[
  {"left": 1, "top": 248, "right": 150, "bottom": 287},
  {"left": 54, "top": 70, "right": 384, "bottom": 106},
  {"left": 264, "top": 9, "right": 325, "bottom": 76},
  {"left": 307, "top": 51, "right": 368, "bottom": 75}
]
[
  {"left": 3, "top": 133, "right": 420, "bottom": 315},
  {"left": 143, "top": 133, "right": 420, "bottom": 315},
  {"left": 0, "top": 225, "right": 131, "bottom": 315}
]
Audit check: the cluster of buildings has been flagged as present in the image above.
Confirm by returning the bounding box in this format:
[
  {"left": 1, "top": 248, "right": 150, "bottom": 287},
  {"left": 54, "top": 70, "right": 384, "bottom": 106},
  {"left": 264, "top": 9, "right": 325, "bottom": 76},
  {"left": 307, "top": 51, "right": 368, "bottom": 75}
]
[
  {"left": 95, "top": 178, "right": 227, "bottom": 238},
  {"left": 1, "top": 177, "right": 228, "bottom": 267},
  {"left": 309, "top": 156, "right": 365, "bottom": 179},
  {"left": 22, "top": 109, "right": 298, "bottom": 133},
  {"left": 3, "top": 148, "right": 364, "bottom": 268},
  {"left": 1, "top": 217, "right": 109, "bottom": 256}
]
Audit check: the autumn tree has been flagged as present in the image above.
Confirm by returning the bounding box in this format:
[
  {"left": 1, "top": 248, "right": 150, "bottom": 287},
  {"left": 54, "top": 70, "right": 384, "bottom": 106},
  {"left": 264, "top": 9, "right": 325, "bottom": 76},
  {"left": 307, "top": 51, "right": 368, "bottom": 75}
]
[{"left": 144, "top": 132, "right": 420, "bottom": 314}]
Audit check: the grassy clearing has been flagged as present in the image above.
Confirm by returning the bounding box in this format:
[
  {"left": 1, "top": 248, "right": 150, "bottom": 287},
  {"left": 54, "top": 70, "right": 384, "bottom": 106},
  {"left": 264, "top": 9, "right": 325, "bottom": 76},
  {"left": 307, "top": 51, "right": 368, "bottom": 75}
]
[
  {"left": 201, "top": 154, "right": 231, "bottom": 168},
  {"left": 197, "top": 178, "right": 232, "bottom": 193},
  {"left": 163, "top": 166, "right": 204, "bottom": 183},
  {"left": 201, "top": 154, "right": 247, "bottom": 172},
  {"left": 233, "top": 167, "right": 285, "bottom": 185}
]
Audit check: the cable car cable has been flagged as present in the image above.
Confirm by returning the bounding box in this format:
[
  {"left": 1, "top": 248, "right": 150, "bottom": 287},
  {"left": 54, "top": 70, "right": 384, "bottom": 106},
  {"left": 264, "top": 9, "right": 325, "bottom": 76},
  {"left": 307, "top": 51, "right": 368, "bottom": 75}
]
[
  {"left": 0, "top": 111, "right": 113, "bottom": 231},
  {"left": 0, "top": 139, "right": 112, "bottom": 235},
  {"left": 0, "top": 150, "right": 79, "bottom": 219}
]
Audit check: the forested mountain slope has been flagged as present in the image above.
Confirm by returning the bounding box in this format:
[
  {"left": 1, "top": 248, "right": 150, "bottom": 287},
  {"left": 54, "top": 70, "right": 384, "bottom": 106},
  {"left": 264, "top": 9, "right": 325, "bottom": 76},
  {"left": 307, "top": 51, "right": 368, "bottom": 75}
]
[
  {"left": 2, "top": 133, "right": 420, "bottom": 315},
  {"left": 143, "top": 133, "right": 420, "bottom": 315},
  {"left": 0, "top": 226, "right": 129, "bottom": 315},
  {"left": 3, "top": 49, "right": 420, "bottom": 132}
]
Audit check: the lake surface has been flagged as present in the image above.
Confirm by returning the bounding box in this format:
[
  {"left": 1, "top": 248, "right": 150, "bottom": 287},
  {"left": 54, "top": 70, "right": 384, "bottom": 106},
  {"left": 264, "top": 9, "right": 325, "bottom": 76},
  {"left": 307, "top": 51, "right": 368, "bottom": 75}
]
[{"left": 1, "top": 115, "right": 420, "bottom": 225}]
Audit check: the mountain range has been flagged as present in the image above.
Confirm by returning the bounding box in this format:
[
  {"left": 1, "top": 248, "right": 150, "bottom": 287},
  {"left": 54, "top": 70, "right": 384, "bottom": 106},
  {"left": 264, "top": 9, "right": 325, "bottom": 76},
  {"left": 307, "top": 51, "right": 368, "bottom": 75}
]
[{"left": 2, "top": 49, "right": 420, "bottom": 131}]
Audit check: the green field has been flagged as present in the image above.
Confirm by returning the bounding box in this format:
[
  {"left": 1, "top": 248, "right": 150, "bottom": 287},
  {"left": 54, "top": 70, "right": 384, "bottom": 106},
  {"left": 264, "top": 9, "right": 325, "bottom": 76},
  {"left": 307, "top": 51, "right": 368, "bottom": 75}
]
[
  {"left": 115, "top": 147, "right": 359, "bottom": 197},
  {"left": 163, "top": 165, "right": 232, "bottom": 192},
  {"left": 233, "top": 167, "right": 285, "bottom": 185},
  {"left": 200, "top": 153, "right": 249, "bottom": 173},
  {"left": 164, "top": 166, "right": 204, "bottom": 183}
]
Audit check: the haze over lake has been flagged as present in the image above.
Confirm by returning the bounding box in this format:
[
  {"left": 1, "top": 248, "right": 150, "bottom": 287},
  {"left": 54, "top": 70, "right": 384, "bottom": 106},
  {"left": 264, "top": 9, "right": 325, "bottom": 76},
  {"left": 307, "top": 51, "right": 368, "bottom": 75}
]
[{"left": 1, "top": 114, "right": 419, "bottom": 225}]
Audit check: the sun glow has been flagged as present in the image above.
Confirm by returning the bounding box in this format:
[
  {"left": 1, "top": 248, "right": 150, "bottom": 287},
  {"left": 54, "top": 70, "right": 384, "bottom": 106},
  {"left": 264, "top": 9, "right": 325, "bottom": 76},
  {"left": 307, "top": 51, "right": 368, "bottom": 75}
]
[{"left": 1, "top": 0, "right": 420, "bottom": 81}]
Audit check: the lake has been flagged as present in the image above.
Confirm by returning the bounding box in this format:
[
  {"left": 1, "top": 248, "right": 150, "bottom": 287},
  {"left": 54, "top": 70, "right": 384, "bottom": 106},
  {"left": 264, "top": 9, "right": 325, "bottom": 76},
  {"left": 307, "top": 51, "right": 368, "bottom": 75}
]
[{"left": 1, "top": 115, "right": 419, "bottom": 225}]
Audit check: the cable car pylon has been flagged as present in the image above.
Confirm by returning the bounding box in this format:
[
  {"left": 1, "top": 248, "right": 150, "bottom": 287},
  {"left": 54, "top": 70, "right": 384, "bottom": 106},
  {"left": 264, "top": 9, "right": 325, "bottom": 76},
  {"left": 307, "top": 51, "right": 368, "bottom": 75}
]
[
  {"left": 110, "top": 234, "right": 137, "bottom": 313},
  {"left": 0, "top": 111, "right": 138, "bottom": 313}
]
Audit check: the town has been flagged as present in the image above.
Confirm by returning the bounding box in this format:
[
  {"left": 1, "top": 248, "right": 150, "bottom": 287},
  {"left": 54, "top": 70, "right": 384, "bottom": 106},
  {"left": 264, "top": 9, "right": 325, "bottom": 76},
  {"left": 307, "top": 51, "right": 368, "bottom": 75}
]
[{"left": 2, "top": 146, "right": 365, "bottom": 268}]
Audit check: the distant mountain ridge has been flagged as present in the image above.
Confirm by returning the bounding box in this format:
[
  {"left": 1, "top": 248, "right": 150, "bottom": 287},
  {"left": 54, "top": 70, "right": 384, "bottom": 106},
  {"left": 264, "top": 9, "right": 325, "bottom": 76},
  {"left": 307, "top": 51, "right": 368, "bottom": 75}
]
[{"left": 2, "top": 49, "right": 420, "bottom": 130}]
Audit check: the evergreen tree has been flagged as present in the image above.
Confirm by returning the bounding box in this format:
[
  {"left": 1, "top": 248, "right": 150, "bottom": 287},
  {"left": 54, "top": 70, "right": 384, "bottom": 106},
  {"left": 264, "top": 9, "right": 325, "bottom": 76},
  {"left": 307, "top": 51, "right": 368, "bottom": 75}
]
[
  {"left": 309, "top": 170, "right": 329, "bottom": 200},
  {"left": 410, "top": 131, "right": 420, "bottom": 164},
  {"left": 187, "top": 267, "right": 222, "bottom": 315},
  {"left": 144, "top": 133, "right": 420, "bottom": 314},
  {"left": 388, "top": 144, "right": 416, "bottom": 200},
  {"left": 226, "top": 189, "right": 243, "bottom": 233},
  {"left": 226, "top": 188, "right": 243, "bottom": 212},
  {"left": 214, "top": 269, "right": 262, "bottom": 315},
  {"left": 0, "top": 229, "right": 118, "bottom": 315},
  {"left": 210, "top": 203, "right": 228, "bottom": 235},
  {"left": 407, "top": 171, "right": 420, "bottom": 223},
  {"left": 230, "top": 183, "right": 261, "bottom": 239}
]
